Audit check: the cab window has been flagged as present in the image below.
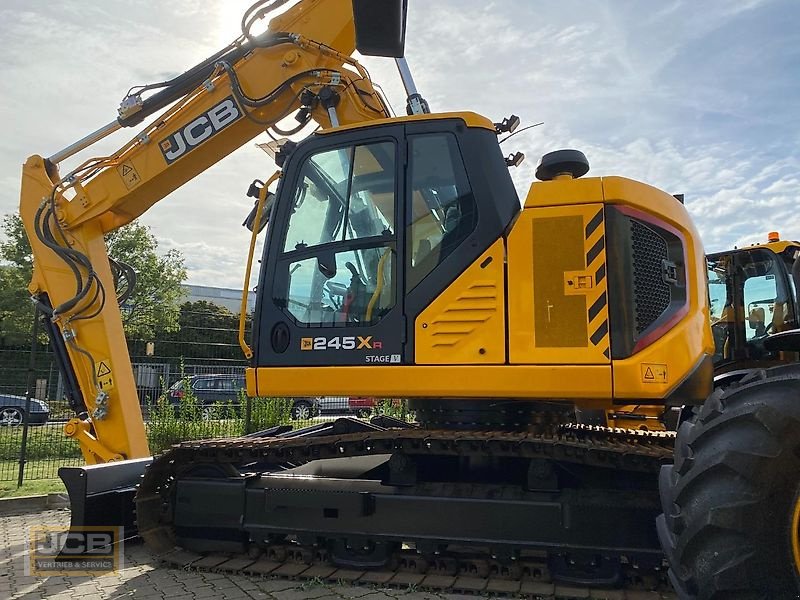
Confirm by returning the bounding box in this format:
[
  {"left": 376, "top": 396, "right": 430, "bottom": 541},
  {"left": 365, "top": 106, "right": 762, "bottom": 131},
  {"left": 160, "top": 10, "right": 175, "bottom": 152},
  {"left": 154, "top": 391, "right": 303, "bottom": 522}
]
[
  {"left": 278, "top": 140, "right": 397, "bottom": 327},
  {"left": 283, "top": 142, "right": 395, "bottom": 252},
  {"left": 407, "top": 133, "right": 477, "bottom": 290},
  {"left": 741, "top": 249, "right": 792, "bottom": 339}
]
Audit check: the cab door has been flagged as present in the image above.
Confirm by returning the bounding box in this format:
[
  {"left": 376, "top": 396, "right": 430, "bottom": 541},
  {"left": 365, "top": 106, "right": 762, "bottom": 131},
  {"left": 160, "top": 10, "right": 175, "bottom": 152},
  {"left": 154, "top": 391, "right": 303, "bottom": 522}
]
[{"left": 254, "top": 126, "right": 405, "bottom": 367}]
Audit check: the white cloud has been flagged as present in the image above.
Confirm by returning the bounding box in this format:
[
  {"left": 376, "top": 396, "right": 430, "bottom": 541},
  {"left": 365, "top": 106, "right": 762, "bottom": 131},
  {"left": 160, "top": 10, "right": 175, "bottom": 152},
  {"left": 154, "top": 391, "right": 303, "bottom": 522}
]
[{"left": 1, "top": 0, "right": 798, "bottom": 291}]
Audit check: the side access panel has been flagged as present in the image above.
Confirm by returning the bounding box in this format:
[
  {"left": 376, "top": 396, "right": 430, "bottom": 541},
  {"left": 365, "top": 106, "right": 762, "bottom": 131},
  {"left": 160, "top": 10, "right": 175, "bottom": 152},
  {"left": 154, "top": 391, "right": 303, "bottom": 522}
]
[
  {"left": 414, "top": 239, "right": 506, "bottom": 364},
  {"left": 507, "top": 202, "right": 610, "bottom": 365}
]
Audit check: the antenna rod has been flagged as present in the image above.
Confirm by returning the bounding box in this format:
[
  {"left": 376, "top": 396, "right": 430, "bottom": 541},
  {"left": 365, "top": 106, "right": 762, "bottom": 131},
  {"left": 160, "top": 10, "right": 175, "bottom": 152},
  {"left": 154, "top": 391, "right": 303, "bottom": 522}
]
[{"left": 394, "top": 57, "right": 429, "bottom": 115}]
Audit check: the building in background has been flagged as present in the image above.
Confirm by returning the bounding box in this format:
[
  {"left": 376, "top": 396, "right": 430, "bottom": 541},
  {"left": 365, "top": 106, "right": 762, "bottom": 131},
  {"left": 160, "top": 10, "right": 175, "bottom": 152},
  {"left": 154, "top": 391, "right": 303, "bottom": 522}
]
[{"left": 182, "top": 284, "right": 256, "bottom": 314}]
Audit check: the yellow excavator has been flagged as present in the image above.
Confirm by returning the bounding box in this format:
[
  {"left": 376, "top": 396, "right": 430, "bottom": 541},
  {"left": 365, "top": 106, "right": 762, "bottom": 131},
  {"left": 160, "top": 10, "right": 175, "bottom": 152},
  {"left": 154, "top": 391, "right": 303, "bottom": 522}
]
[{"left": 21, "top": 0, "right": 727, "bottom": 594}]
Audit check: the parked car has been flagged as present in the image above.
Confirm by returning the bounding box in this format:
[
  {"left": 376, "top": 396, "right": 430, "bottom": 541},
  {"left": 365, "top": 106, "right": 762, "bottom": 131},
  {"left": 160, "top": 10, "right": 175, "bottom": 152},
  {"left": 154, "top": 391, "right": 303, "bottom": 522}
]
[
  {"left": 289, "top": 397, "right": 317, "bottom": 420},
  {"left": 348, "top": 397, "right": 377, "bottom": 418},
  {"left": 168, "top": 375, "right": 318, "bottom": 422},
  {"left": 316, "top": 396, "right": 350, "bottom": 415},
  {"left": 167, "top": 374, "right": 245, "bottom": 420},
  {"left": 0, "top": 394, "right": 49, "bottom": 426}
]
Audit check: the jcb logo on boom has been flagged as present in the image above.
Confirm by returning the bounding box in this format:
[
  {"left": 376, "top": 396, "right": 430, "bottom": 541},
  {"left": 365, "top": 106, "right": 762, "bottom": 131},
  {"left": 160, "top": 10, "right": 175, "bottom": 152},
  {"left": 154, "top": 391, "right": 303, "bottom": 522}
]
[{"left": 160, "top": 96, "right": 241, "bottom": 164}]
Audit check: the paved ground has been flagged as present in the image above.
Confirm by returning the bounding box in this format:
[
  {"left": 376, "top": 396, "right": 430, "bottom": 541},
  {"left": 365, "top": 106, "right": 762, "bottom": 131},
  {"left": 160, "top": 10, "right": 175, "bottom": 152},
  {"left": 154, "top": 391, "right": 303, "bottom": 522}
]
[{"left": 0, "top": 509, "right": 447, "bottom": 600}]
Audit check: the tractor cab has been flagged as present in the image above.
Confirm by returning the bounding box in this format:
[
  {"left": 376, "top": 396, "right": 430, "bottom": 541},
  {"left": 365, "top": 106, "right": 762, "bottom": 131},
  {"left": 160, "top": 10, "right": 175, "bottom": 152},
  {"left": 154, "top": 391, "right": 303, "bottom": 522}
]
[{"left": 708, "top": 234, "right": 800, "bottom": 373}]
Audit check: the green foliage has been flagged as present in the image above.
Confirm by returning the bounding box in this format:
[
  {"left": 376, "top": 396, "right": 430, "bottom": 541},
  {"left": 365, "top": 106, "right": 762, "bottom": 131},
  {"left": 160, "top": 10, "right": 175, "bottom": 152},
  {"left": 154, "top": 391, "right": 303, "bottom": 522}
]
[
  {"left": 247, "top": 393, "right": 293, "bottom": 433},
  {"left": 0, "top": 214, "right": 36, "bottom": 345},
  {"left": 0, "top": 264, "right": 34, "bottom": 346},
  {"left": 0, "top": 214, "right": 33, "bottom": 277},
  {"left": 147, "top": 396, "right": 236, "bottom": 455},
  {"left": 0, "top": 213, "right": 187, "bottom": 343},
  {"left": 106, "top": 221, "right": 187, "bottom": 339},
  {"left": 376, "top": 398, "right": 412, "bottom": 421},
  {"left": 0, "top": 424, "right": 82, "bottom": 460}
]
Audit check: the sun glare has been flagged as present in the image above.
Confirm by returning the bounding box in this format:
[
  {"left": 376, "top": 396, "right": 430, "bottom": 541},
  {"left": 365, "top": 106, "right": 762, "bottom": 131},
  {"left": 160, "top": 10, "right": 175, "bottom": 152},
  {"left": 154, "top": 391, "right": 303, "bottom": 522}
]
[{"left": 211, "top": 0, "right": 299, "bottom": 47}]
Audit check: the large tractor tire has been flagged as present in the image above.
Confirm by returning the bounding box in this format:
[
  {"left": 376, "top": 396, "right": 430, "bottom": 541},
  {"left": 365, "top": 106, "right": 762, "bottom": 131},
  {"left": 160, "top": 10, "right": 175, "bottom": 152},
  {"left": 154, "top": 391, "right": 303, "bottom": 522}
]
[{"left": 657, "top": 364, "right": 800, "bottom": 599}]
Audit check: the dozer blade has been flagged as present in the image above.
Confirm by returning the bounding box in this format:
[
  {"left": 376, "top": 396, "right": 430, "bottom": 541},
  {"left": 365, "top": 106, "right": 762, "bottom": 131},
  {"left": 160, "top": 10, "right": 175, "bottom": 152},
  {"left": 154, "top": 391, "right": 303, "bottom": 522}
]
[{"left": 59, "top": 457, "right": 152, "bottom": 539}]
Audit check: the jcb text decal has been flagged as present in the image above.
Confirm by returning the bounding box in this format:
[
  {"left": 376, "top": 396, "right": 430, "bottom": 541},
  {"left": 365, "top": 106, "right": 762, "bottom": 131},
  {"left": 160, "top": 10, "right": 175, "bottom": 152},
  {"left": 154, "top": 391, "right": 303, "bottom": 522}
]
[{"left": 160, "top": 96, "right": 241, "bottom": 164}]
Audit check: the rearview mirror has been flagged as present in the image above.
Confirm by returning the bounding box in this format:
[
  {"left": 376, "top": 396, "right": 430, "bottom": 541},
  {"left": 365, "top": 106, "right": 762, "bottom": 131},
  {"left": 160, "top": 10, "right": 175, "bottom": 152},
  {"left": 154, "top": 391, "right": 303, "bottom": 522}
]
[
  {"left": 352, "top": 0, "right": 407, "bottom": 57},
  {"left": 242, "top": 191, "right": 274, "bottom": 233}
]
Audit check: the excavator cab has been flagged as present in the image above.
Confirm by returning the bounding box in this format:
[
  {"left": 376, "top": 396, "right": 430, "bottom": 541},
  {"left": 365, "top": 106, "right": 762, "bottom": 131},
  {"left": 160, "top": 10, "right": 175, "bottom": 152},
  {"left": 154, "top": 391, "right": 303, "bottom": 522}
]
[{"left": 251, "top": 115, "right": 519, "bottom": 369}]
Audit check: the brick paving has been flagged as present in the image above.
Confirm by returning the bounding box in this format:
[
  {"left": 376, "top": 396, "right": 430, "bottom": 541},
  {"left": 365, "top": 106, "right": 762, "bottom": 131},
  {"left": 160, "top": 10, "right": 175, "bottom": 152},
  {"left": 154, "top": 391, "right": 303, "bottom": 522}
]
[
  {"left": 0, "top": 509, "right": 676, "bottom": 600},
  {"left": 0, "top": 509, "right": 452, "bottom": 600}
]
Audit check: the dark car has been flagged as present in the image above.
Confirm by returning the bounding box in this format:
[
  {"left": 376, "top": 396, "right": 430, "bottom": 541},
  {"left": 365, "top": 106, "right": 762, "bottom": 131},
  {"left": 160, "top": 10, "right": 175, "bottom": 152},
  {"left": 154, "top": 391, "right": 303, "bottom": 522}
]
[
  {"left": 0, "top": 394, "right": 49, "bottom": 426},
  {"left": 167, "top": 374, "right": 245, "bottom": 420},
  {"left": 167, "top": 375, "right": 319, "bottom": 422}
]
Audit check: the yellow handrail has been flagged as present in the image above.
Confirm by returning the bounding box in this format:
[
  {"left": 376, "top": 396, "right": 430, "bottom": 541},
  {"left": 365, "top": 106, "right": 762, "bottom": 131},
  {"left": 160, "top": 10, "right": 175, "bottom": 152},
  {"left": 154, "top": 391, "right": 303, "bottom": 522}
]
[
  {"left": 365, "top": 249, "right": 390, "bottom": 322},
  {"left": 239, "top": 170, "right": 281, "bottom": 359}
]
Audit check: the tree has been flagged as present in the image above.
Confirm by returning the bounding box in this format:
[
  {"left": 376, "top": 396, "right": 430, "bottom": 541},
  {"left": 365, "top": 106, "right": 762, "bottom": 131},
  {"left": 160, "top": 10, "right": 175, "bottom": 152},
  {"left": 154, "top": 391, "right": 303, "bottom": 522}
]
[
  {"left": 149, "top": 301, "right": 248, "bottom": 360},
  {"left": 105, "top": 222, "right": 187, "bottom": 339},
  {"left": 0, "top": 264, "right": 34, "bottom": 346},
  {"left": 0, "top": 214, "right": 187, "bottom": 342}
]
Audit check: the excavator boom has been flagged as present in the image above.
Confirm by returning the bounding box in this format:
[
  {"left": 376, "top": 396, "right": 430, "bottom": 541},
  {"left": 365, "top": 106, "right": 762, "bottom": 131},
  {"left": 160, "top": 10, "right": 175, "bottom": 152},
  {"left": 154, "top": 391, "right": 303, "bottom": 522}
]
[{"left": 20, "top": 0, "right": 391, "bottom": 465}]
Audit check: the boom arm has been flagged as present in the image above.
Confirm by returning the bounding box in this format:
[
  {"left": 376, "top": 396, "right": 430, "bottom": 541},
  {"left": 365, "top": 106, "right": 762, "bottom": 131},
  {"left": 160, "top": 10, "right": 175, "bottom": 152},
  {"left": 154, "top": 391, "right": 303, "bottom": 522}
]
[{"left": 18, "top": 0, "right": 391, "bottom": 464}]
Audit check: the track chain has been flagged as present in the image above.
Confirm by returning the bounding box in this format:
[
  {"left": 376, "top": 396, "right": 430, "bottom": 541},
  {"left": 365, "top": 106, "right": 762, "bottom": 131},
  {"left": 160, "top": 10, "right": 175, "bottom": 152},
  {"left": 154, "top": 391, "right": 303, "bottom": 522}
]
[{"left": 136, "top": 423, "right": 677, "bottom": 599}]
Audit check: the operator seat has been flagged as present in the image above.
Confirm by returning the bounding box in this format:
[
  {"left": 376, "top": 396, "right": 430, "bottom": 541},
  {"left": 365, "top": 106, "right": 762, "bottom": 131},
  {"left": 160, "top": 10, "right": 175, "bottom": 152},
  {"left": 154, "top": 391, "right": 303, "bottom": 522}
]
[{"left": 749, "top": 307, "right": 767, "bottom": 337}]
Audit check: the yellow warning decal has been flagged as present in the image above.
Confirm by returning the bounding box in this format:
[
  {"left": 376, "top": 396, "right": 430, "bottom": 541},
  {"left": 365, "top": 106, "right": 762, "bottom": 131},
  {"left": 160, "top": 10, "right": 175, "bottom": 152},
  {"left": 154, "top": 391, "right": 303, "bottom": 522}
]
[
  {"left": 117, "top": 161, "right": 141, "bottom": 190},
  {"left": 300, "top": 338, "right": 313, "bottom": 351},
  {"left": 95, "top": 359, "right": 114, "bottom": 391},
  {"left": 641, "top": 363, "right": 668, "bottom": 384}
]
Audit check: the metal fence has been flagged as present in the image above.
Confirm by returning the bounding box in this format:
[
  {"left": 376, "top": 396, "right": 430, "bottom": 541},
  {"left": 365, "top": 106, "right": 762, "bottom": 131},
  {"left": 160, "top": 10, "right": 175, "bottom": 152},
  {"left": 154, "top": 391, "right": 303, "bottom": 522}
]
[{"left": 0, "top": 318, "right": 411, "bottom": 483}]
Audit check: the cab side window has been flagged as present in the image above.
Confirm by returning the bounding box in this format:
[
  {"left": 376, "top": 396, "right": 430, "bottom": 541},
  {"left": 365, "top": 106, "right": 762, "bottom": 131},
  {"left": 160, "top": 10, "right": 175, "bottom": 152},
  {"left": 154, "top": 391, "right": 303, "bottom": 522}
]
[{"left": 407, "top": 133, "right": 477, "bottom": 290}]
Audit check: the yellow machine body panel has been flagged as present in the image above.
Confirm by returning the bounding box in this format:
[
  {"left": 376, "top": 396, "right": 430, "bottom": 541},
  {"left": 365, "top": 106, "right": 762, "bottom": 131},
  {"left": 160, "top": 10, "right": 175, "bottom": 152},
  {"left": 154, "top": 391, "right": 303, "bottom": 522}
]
[
  {"left": 252, "top": 364, "right": 612, "bottom": 399},
  {"left": 252, "top": 171, "right": 712, "bottom": 409},
  {"left": 602, "top": 177, "right": 713, "bottom": 402},
  {"left": 414, "top": 239, "right": 506, "bottom": 365},
  {"left": 317, "top": 111, "right": 497, "bottom": 135},
  {"left": 507, "top": 201, "right": 610, "bottom": 365}
]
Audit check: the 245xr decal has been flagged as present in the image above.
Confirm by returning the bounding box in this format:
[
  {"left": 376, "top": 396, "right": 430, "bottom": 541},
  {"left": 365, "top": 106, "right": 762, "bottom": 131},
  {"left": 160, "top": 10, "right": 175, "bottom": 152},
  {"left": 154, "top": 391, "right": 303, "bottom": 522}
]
[{"left": 301, "top": 336, "right": 383, "bottom": 351}]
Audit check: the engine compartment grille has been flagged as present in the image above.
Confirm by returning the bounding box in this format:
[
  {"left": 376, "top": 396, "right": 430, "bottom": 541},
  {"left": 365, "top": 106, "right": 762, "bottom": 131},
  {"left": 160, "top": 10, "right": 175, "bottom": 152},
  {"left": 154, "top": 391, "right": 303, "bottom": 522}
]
[{"left": 631, "top": 220, "right": 671, "bottom": 334}]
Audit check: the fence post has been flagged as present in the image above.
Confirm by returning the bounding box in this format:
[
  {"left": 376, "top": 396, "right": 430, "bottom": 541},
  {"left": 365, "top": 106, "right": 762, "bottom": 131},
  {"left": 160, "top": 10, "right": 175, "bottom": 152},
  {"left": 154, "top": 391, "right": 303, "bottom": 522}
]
[
  {"left": 17, "top": 308, "right": 41, "bottom": 488},
  {"left": 244, "top": 393, "right": 253, "bottom": 434}
]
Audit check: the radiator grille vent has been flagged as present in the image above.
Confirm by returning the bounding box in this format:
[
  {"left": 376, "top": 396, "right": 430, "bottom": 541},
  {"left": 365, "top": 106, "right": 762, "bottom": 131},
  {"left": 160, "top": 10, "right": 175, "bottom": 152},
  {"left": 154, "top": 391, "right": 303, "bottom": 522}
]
[{"left": 631, "top": 220, "right": 671, "bottom": 334}]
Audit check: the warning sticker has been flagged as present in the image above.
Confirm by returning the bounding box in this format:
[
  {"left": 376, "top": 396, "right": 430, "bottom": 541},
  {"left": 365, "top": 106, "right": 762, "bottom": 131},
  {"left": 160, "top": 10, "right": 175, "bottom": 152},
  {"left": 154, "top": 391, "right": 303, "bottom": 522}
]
[
  {"left": 117, "top": 161, "right": 141, "bottom": 190},
  {"left": 95, "top": 359, "right": 114, "bottom": 391},
  {"left": 641, "top": 363, "right": 668, "bottom": 384},
  {"left": 300, "top": 338, "right": 313, "bottom": 351}
]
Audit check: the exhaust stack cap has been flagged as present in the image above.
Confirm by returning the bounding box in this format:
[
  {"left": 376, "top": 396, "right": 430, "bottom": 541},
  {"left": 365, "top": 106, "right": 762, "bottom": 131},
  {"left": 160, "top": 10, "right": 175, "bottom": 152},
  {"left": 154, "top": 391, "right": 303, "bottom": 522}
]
[{"left": 535, "top": 149, "right": 590, "bottom": 181}]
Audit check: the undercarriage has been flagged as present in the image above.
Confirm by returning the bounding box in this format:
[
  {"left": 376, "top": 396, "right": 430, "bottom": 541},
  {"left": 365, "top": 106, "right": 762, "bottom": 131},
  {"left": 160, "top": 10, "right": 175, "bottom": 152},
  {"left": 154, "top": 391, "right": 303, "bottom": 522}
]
[{"left": 132, "top": 412, "right": 676, "bottom": 596}]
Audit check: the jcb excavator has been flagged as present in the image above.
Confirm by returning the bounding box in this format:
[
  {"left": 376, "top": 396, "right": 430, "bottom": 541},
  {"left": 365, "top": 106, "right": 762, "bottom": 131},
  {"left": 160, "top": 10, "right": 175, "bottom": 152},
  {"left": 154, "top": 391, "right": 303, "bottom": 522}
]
[{"left": 21, "top": 0, "right": 720, "bottom": 595}]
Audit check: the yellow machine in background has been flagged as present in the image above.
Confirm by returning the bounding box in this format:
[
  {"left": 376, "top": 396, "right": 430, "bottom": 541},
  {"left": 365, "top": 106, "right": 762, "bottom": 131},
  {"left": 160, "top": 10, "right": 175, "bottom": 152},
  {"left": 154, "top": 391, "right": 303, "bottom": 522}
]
[
  {"left": 605, "top": 233, "right": 800, "bottom": 432},
  {"left": 19, "top": 0, "right": 726, "bottom": 593},
  {"left": 708, "top": 233, "right": 800, "bottom": 376},
  {"left": 659, "top": 234, "right": 800, "bottom": 597}
]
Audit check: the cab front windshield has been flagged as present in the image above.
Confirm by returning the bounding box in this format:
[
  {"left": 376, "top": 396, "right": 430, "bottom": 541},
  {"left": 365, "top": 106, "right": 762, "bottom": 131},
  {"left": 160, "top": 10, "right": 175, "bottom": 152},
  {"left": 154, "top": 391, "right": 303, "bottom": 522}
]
[{"left": 281, "top": 141, "right": 396, "bottom": 326}]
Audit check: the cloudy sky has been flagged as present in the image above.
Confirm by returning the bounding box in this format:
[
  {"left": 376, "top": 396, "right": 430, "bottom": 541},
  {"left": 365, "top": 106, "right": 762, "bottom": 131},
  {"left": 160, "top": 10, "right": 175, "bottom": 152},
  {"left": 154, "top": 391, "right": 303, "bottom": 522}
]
[{"left": 1, "top": 0, "right": 798, "bottom": 289}]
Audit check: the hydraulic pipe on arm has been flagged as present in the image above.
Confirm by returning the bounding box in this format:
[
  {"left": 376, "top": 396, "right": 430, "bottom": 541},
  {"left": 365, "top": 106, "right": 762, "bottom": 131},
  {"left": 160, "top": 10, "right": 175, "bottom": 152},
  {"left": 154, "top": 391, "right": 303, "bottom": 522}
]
[{"left": 18, "top": 0, "right": 390, "bottom": 465}]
